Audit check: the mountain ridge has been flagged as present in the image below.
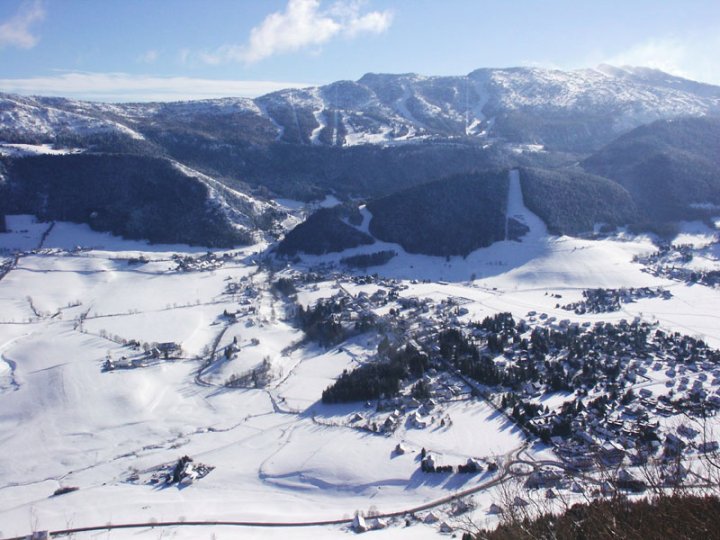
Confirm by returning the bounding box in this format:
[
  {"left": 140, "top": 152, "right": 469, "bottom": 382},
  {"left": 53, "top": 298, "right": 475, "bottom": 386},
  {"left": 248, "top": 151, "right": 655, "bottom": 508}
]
[
  {"left": 2, "top": 65, "right": 719, "bottom": 251},
  {"left": 2, "top": 65, "right": 718, "bottom": 153}
]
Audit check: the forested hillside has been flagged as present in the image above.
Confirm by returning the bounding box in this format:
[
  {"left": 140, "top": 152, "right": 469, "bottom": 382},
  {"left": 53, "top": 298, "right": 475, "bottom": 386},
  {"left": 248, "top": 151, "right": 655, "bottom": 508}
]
[
  {"left": 519, "top": 167, "right": 638, "bottom": 234},
  {"left": 367, "top": 171, "right": 509, "bottom": 256},
  {"left": 0, "top": 154, "right": 251, "bottom": 247},
  {"left": 583, "top": 117, "right": 720, "bottom": 222}
]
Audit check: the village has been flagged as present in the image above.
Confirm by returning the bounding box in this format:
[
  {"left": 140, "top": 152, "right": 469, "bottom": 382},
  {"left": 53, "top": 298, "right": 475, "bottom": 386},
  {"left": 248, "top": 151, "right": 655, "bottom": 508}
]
[
  {"left": 248, "top": 265, "right": 720, "bottom": 498},
  {"left": 4, "top": 213, "right": 720, "bottom": 537},
  {"left": 57, "top": 241, "right": 720, "bottom": 509}
]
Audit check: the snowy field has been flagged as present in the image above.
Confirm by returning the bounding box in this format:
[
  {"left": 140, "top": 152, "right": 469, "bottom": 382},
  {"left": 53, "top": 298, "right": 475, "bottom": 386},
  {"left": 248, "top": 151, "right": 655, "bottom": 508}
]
[{"left": 1, "top": 193, "right": 719, "bottom": 539}]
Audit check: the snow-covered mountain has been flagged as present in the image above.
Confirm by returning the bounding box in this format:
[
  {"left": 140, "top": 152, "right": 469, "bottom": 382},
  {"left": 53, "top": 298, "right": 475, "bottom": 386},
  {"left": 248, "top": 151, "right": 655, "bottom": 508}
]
[
  {"left": 2, "top": 65, "right": 720, "bottom": 249},
  {"left": 2, "top": 65, "right": 719, "bottom": 152}
]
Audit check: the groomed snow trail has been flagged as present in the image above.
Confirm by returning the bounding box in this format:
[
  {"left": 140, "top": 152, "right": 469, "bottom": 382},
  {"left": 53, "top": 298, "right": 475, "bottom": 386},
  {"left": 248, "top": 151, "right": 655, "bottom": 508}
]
[{"left": 504, "top": 169, "right": 547, "bottom": 241}]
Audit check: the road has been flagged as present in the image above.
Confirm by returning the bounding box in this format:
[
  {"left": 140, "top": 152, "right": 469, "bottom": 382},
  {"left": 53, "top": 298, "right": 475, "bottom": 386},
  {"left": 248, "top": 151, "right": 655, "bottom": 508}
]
[{"left": 4, "top": 449, "right": 522, "bottom": 539}]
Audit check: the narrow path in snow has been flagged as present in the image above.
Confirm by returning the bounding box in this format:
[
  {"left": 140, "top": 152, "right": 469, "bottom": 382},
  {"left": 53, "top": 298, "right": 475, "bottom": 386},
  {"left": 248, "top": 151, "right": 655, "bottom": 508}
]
[{"left": 37, "top": 221, "right": 55, "bottom": 250}]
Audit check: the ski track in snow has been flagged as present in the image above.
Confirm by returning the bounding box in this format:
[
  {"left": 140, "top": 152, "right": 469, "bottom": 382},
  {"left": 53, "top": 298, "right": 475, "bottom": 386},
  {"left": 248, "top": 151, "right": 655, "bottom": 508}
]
[
  {"left": 310, "top": 109, "right": 326, "bottom": 144},
  {"left": 505, "top": 168, "right": 547, "bottom": 241}
]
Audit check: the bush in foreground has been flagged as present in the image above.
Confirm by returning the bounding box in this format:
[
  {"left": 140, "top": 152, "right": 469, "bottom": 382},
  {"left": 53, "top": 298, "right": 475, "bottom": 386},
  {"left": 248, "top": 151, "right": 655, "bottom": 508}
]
[{"left": 470, "top": 494, "right": 720, "bottom": 540}]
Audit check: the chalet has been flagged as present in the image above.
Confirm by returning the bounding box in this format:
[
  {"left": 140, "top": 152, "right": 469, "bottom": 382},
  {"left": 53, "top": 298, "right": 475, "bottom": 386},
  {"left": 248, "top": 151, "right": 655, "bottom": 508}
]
[
  {"left": 403, "top": 396, "right": 421, "bottom": 409},
  {"left": 599, "top": 440, "right": 626, "bottom": 465},
  {"left": 464, "top": 458, "right": 483, "bottom": 472},
  {"left": 157, "top": 342, "right": 181, "bottom": 357},
  {"left": 383, "top": 413, "right": 399, "bottom": 432},
  {"left": 698, "top": 441, "right": 719, "bottom": 453},
  {"left": 411, "top": 412, "right": 429, "bottom": 429},
  {"left": 664, "top": 433, "right": 685, "bottom": 455},
  {"left": 423, "top": 511, "right": 440, "bottom": 523},
  {"left": 224, "top": 343, "right": 239, "bottom": 359},
  {"left": 567, "top": 455, "right": 594, "bottom": 471},
  {"left": 525, "top": 469, "right": 561, "bottom": 489},
  {"left": 488, "top": 503, "right": 503, "bottom": 515},
  {"left": 352, "top": 513, "right": 367, "bottom": 533},
  {"left": 422, "top": 454, "right": 436, "bottom": 470},
  {"left": 655, "top": 402, "right": 674, "bottom": 416},
  {"left": 677, "top": 424, "right": 699, "bottom": 439},
  {"left": 616, "top": 469, "right": 646, "bottom": 492},
  {"left": 662, "top": 462, "right": 688, "bottom": 484},
  {"left": 570, "top": 481, "right": 584, "bottom": 493},
  {"left": 421, "top": 399, "right": 437, "bottom": 414},
  {"left": 522, "top": 381, "right": 542, "bottom": 397}
]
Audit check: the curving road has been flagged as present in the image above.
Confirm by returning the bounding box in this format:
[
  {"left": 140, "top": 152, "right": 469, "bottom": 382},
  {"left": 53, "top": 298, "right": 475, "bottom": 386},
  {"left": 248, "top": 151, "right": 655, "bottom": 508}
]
[{"left": 3, "top": 454, "right": 521, "bottom": 540}]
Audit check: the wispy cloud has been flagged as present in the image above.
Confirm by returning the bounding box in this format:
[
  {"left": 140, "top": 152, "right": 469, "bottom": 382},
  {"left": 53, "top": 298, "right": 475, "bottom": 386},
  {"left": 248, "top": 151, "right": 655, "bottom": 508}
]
[
  {"left": 601, "top": 33, "right": 720, "bottom": 85},
  {"left": 0, "top": 72, "right": 313, "bottom": 102},
  {"left": 0, "top": 0, "right": 45, "bottom": 49},
  {"left": 137, "top": 49, "right": 159, "bottom": 64},
  {"left": 199, "top": 0, "right": 393, "bottom": 65}
]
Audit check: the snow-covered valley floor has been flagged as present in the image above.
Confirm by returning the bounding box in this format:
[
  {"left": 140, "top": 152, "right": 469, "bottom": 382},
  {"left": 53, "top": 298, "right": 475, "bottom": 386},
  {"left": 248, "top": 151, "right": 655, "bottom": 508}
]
[{"left": 1, "top": 205, "right": 720, "bottom": 539}]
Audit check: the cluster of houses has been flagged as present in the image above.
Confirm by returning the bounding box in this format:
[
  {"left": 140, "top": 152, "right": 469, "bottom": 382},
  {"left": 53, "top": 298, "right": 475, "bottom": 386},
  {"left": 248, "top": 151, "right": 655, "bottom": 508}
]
[
  {"left": 127, "top": 455, "right": 215, "bottom": 488},
  {"left": 635, "top": 240, "right": 720, "bottom": 288},
  {"left": 634, "top": 243, "right": 695, "bottom": 266},
  {"left": 103, "top": 341, "right": 182, "bottom": 371},
  {"left": 420, "top": 307, "right": 715, "bottom": 478},
  {"left": 172, "top": 251, "right": 231, "bottom": 272},
  {"left": 351, "top": 493, "right": 474, "bottom": 534},
  {"left": 561, "top": 287, "right": 672, "bottom": 315},
  {"left": 420, "top": 451, "right": 484, "bottom": 475},
  {"left": 646, "top": 265, "right": 720, "bottom": 288},
  {"left": 268, "top": 268, "right": 720, "bottom": 492},
  {"left": 499, "top": 325, "right": 720, "bottom": 477}
]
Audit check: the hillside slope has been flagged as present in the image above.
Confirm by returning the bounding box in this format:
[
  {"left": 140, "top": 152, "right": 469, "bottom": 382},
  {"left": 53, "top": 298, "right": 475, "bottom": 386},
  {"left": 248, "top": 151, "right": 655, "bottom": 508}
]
[
  {"left": 583, "top": 117, "right": 720, "bottom": 222},
  {"left": 367, "top": 171, "right": 510, "bottom": 257},
  {"left": 0, "top": 153, "right": 276, "bottom": 247},
  {"left": 519, "top": 167, "right": 638, "bottom": 235}
]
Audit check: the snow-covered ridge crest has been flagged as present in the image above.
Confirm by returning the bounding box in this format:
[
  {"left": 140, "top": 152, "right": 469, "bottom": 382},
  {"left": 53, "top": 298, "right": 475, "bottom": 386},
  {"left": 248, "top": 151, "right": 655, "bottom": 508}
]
[{"left": 2, "top": 65, "right": 718, "bottom": 149}]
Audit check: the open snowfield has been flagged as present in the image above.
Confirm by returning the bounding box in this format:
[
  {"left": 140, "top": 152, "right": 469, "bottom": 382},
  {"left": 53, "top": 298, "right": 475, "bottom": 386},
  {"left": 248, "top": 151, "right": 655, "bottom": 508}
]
[{"left": 1, "top": 194, "right": 720, "bottom": 539}]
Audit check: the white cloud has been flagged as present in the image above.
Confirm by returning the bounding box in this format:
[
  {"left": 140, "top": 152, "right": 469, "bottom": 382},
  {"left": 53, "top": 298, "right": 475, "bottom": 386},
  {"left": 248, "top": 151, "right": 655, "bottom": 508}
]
[
  {"left": 0, "top": 72, "right": 314, "bottom": 102},
  {"left": 137, "top": 49, "right": 159, "bottom": 64},
  {"left": 602, "top": 34, "right": 720, "bottom": 85},
  {"left": 200, "top": 0, "right": 393, "bottom": 65},
  {"left": 0, "top": 0, "right": 45, "bottom": 49},
  {"left": 345, "top": 10, "right": 392, "bottom": 38}
]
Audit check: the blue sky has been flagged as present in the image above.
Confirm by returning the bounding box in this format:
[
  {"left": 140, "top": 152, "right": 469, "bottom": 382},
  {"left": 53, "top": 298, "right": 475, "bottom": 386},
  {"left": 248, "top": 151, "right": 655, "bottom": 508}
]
[{"left": 0, "top": 0, "right": 718, "bottom": 101}]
